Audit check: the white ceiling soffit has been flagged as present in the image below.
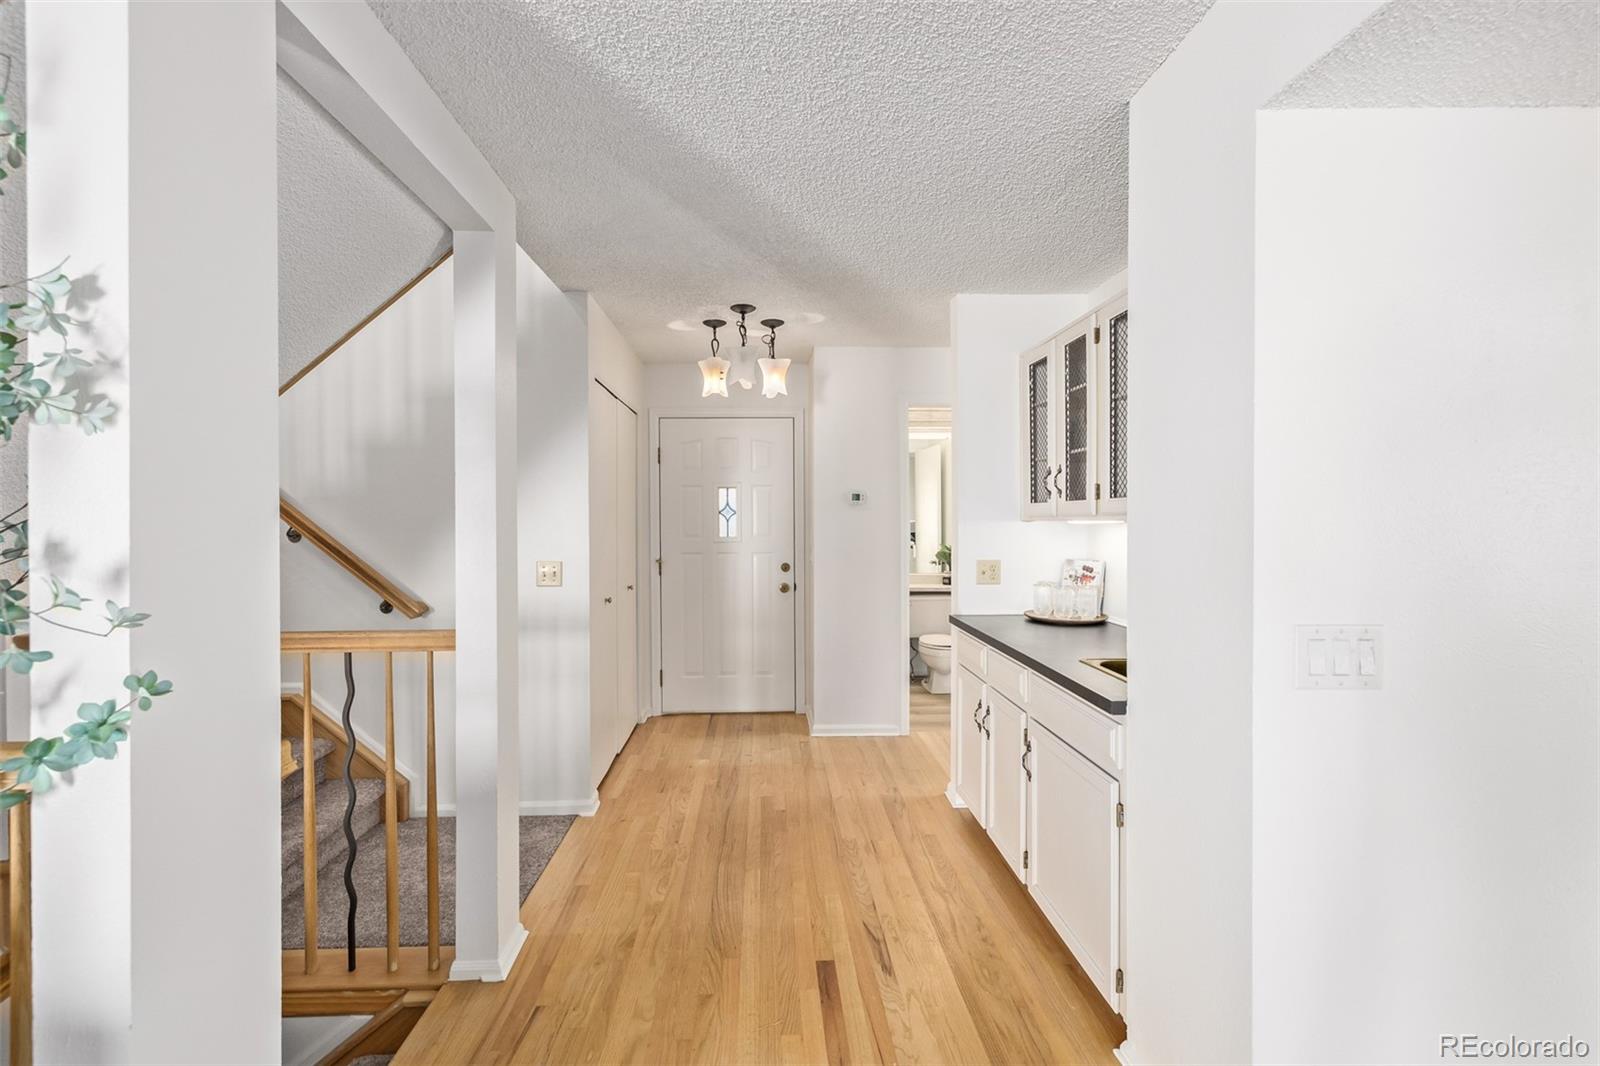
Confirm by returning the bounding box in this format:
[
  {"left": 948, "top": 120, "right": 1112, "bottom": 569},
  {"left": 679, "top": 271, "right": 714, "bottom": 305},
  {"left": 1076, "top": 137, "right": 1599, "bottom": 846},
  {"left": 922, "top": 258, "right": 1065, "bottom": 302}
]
[
  {"left": 278, "top": 70, "right": 450, "bottom": 386},
  {"left": 368, "top": 0, "right": 1210, "bottom": 362},
  {"left": 1272, "top": 0, "right": 1599, "bottom": 109}
]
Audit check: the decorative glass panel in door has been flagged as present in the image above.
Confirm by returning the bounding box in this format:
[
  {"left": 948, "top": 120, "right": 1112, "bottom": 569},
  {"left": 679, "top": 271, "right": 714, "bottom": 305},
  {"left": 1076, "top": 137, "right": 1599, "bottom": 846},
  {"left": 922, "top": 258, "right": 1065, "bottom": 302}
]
[
  {"left": 1107, "top": 310, "right": 1129, "bottom": 507},
  {"left": 1021, "top": 347, "right": 1055, "bottom": 518},
  {"left": 1059, "top": 328, "right": 1094, "bottom": 515}
]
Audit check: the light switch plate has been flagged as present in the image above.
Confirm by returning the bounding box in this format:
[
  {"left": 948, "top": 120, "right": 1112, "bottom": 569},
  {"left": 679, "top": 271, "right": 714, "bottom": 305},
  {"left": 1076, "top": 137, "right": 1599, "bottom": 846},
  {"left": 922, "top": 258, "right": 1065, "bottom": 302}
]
[
  {"left": 976, "top": 559, "right": 1001, "bottom": 585},
  {"left": 1295, "top": 625, "right": 1381, "bottom": 690},
  {"left": 536, "top": 561, "right": 563, "bottom": 587}
]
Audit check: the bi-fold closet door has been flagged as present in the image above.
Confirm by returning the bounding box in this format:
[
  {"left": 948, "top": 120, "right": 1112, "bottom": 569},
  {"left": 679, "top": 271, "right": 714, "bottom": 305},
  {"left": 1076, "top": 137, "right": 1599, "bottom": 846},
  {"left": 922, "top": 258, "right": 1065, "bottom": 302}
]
[{"left": 589, "top": 380, "right": 639, "bottom": 790}]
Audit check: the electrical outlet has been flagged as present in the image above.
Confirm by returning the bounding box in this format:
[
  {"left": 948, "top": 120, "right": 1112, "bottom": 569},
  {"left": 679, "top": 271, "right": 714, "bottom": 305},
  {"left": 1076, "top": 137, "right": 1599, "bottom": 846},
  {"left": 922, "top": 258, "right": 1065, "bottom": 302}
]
[
  {"left": 536, "top": 561, "right": 563, "bottom": 587},
  {"left": 976, "top": 559, "right": 1001, "bottom": 585}
]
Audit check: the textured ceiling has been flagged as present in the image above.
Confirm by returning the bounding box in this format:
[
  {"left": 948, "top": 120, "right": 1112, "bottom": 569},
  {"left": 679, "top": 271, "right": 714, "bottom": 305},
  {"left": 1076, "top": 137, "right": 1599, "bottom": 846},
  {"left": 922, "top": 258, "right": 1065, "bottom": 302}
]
[
  {"left": 367, "top": 0, "right": 1209, "bottom": 361},
  {"left": 1273, "top": 0, "right": 1599, "bottom": 108},
  {"left": 278, "top": 70, "right": 450, "bottom": 385}
]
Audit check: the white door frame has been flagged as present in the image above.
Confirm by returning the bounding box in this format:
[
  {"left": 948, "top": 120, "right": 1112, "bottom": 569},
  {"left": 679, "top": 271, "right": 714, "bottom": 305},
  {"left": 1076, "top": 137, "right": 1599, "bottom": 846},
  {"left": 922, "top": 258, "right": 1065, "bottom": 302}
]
[
  {"left": 648, "top": 409, "right": 808, "bottom": 718},
  {"left": 899, "top": 397, "right": 952, "bottom": 736}
]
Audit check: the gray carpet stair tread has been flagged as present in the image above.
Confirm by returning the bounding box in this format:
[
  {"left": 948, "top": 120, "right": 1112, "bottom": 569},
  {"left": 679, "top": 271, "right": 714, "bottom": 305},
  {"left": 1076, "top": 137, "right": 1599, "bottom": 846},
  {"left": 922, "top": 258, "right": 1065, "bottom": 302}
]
[
  {"left": 281, "top": 737, "right": 335, "bottom": 807},
  {"left": 280, "top": 776, "right": 386, "bottom": 883}
]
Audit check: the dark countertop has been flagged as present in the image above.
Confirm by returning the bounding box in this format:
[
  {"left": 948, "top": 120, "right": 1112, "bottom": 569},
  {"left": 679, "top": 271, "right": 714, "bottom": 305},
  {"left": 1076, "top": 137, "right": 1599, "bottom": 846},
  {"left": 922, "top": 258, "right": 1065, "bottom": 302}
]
[
  {"left": 949, "top": 614, "right": 1127, "bottom": 716},
  {"left": 909, "top": 584, "right": 953, "bottom": 596}
]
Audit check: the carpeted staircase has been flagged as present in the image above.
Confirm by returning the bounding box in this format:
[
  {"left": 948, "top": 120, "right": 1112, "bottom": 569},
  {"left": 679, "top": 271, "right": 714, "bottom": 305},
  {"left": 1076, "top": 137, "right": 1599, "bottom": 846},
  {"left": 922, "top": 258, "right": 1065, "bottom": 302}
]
[{"left": 281, "top": 736, "right": 572, "bottom": 951}]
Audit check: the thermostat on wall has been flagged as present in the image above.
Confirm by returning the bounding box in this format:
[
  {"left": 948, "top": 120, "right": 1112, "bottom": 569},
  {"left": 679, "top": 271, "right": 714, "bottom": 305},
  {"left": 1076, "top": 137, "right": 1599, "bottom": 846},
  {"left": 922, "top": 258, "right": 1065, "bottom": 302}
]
[{"left": 847, "top": 491, "right": 867, "bottom": 505}]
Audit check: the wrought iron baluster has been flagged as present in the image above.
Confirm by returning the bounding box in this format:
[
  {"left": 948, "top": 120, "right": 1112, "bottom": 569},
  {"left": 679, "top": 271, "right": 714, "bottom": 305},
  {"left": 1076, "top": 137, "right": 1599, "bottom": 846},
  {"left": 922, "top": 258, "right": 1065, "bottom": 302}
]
[{"left": 340, "top": 652, "right": 359, "bottom": 972}]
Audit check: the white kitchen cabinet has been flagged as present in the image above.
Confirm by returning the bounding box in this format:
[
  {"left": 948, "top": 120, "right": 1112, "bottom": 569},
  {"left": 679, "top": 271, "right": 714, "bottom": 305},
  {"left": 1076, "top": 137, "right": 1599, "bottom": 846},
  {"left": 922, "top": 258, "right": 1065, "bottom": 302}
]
[
  {"left": 1029, "top": 724, "right": 1122, "bottom": 1007},
  {"left": 953, "top": 664, "right": 988, "bottom": 824},
  {"left": 1017, "top": 292, "right": 1128, "bottom": 520},
  {"left": 985, "top": 691, "right": 1027, "bottom": 878}
]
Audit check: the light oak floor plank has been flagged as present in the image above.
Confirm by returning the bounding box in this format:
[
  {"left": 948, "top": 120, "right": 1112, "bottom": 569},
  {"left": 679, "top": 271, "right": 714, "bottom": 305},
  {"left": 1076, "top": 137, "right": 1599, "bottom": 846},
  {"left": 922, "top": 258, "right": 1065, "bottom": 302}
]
[{"left": 394, "top": 708, "right": 1123, "bottom": 1065}]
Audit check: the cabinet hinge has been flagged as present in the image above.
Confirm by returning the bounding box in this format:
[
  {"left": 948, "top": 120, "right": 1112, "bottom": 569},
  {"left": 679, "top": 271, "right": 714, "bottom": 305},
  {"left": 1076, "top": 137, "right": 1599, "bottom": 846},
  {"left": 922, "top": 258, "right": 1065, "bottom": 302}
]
[
  {"left": 656, "top": 446, "right": 661, "bottom": 463},
  {"left": 656, "top": 557, "right": 662, "bottom": 575},
  {"left": 1023, "top": 849, "right": 1030, "bottom": 871},
  {"left": 1115, "top": 968, "right": 1124, "bottom": 994},
  {"left": 1094, "top": 326, "right": 1101, "bottom": 344},
  {"left": 659, "top": 669, "right": 664, "bottom": 686},
  {"left": 1095, "top": 482, "right": 1102, "bottom": 501},
  {"left": 1116, "top": 802, "right": 1125, "bottom": 828}
]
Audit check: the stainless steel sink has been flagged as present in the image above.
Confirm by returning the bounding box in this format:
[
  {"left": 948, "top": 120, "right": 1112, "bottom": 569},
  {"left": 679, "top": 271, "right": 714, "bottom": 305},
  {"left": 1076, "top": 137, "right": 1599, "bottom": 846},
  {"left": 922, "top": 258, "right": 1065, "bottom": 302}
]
[{"left": 1081, "top": 657, "right": 1127, "bottom": 681}]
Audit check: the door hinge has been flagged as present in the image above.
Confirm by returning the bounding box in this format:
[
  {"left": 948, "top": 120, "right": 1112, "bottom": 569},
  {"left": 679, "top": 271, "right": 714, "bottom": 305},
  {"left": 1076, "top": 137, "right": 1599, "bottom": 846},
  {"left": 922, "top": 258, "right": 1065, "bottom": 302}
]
[
  {"left": 1022, "top": 849, "right": 1030, "bottom": 871},
  {"left": 1116, "top": 802, "right": 1125, "bottom": 828},
  {"left": 656, "top": 446, "right": 661, "bottom": 463},
  {"left": 1094, "top": 326, "right": 1101, "bottom": 344},
  {"left": 1115, "top": 968, "right": 1124, "bottom": 994},
  {"left": 1095, "top": 482, "right": 1102, "bottom": 501},
  {"left": 656, "top": 557, "right": 662, "bottom": 575},
  {"left": 658, "top": 669, "right": 664, "bottom": 686}
]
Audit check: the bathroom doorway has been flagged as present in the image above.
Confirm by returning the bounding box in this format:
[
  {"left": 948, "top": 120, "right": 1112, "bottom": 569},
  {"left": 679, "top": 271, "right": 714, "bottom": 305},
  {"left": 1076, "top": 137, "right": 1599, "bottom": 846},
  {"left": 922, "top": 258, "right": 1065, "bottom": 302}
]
[{"left": 902, "top": 405, "right": 952, "bottom": 755}]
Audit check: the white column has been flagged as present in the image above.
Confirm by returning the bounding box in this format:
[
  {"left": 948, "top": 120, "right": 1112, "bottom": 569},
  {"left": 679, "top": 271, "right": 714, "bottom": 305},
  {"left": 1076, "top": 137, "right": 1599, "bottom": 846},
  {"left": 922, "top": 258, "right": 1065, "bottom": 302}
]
[
  {"left": 450, "top": 228, "right": 526, "bottom": 979},
  {"left": 27, "top": 4, "right": 279, "bottom": 1062}
]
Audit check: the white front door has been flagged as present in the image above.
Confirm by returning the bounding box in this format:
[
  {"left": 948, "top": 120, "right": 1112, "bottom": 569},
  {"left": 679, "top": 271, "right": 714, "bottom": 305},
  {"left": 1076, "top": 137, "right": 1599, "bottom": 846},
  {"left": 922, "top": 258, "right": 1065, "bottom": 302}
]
[{"left": 659, "top": 417, "right": 797, "bottom": 712}]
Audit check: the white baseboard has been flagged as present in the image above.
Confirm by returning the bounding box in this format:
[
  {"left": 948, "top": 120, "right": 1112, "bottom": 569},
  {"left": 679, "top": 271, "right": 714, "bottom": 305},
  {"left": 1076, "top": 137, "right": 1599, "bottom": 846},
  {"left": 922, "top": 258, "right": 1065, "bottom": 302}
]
[
  {"left": 519, "top": 792, "right": 599, "bottom": 817},
  {"left": 809, "top": 722, "right": 906, "bottom": 737},
  {"left": 282, "top": 1015, "right": 368, "bottom": 1066},
  {"left": 945, "top": 785, "right": 967, "bottom": 809},
  {"left": 449, "top": 922, "right": 528, "bottom": 983},
  {"left": 1113, "top": 1040, "right": 1141, "bottom": 1066}
]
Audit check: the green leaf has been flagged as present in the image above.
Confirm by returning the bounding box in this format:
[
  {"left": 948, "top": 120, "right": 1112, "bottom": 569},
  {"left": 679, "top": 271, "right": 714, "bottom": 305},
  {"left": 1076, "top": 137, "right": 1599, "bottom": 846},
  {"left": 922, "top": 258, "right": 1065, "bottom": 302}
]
[{"left": 0, "top": 790, "right": 28, "bottom": 810}]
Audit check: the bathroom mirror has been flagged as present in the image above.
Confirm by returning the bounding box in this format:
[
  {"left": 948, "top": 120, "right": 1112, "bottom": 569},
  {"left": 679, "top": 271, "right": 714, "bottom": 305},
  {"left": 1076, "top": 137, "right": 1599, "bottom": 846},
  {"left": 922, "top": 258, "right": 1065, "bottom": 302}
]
[{"left": 908, "top": 407, "right": 953, "bottom": 577}]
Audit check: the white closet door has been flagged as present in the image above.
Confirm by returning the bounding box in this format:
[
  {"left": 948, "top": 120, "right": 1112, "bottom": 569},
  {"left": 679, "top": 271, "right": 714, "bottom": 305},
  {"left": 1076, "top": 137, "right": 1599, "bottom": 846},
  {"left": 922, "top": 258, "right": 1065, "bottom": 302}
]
[
  {"left": 588, "top": 381, "right": 618, "bottom": 789},
  {"left": 614, "top": 402, "right": 639, "bottom": 758}
]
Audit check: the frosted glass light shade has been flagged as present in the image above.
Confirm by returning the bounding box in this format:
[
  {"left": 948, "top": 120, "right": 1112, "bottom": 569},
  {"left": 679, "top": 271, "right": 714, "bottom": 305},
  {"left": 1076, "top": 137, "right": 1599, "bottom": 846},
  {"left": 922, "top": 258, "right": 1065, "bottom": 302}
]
[
  {"left": 759, "top": 357, "right": 791, "bottom": 398},
  {"left": 731, "top": 358, "right": 757, "bottom": 391},
  {"left": 698, "top": 354, "right": 729, "bottom": 397}
]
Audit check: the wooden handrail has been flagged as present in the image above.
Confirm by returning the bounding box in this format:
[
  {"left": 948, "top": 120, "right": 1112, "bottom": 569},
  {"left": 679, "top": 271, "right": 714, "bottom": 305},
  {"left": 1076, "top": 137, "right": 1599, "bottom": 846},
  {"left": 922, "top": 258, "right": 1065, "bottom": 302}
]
[
  {"left": 280, "top": 497, "right": 430, "bottom": 619},
  {"left": 281, "top": 630, "right": 454, "bottom": 653},
  {"left": 279, "top": 249, "right": 452, "bottom": 395},
  {"left": 0, "top": 751, "right": 32, "bottom": 1066}
]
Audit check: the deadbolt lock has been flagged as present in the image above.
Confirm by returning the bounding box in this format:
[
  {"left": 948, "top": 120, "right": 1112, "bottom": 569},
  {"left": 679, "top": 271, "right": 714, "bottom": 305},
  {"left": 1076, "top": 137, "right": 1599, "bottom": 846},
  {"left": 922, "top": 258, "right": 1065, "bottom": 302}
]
[
  {"left": 780, "top": 562, "right": 791, "bottom": 572},
  {"left": 779, "top": 582, "right": 791, "bottom": 594}
]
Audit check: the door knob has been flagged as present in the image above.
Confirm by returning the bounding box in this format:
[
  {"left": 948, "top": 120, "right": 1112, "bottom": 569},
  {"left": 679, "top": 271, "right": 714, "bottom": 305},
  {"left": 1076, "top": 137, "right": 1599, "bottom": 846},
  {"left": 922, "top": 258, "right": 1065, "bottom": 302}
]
[
  {"left": 626, "top": 584, "right": 634, "bottom": 591},
  {"left": 778, "top": 582, "right": 791, "bottom": 594},
  {"left": 604, "top": 596, "right": 613, "bottom": 604},
  {"left": 780, "top": 562, "right": 791, "bottom": 573}
]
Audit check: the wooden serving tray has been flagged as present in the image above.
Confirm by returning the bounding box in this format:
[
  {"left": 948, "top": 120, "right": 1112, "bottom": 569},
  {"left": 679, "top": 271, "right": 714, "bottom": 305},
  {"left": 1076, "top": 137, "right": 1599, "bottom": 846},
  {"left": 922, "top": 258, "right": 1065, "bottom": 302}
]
[{"left": 1023, "top": 610, "right": 1108, "bottom": 626}]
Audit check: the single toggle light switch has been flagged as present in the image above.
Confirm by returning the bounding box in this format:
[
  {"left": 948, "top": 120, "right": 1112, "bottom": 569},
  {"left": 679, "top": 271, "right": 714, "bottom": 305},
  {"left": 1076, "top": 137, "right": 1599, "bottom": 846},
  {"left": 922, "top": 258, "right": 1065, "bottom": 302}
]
[{"left": 1296, "top": 626, "right": 1383, "bottom": 690}]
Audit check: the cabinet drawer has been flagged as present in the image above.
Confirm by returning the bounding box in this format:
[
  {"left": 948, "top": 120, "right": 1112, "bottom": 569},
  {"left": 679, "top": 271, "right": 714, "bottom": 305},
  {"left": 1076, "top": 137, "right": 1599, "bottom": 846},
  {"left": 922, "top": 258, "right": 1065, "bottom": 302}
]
[
  {"left": 984, "top": 649, "right": 1028, "bottom": 710},
  {"left": 955, "top": 630, "right": 987, "bottom": 677},
  {"left": 1025, "top": 674, "right": 1124, "bottom": 778}
]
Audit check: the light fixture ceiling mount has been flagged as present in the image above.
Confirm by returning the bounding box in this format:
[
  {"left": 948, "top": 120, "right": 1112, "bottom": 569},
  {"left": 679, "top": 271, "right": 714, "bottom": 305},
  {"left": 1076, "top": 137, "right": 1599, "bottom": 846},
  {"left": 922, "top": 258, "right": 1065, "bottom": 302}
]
[{"left": 694, "top": 302, "right": 791, "bottom": 400}]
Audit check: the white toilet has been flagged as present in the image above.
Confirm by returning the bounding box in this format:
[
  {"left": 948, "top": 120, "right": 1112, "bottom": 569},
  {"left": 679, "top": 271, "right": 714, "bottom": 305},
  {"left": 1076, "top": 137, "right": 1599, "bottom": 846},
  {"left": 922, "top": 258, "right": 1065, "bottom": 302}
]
[{"left": 918, "top": 632, "right": 953, "bottom": 694}]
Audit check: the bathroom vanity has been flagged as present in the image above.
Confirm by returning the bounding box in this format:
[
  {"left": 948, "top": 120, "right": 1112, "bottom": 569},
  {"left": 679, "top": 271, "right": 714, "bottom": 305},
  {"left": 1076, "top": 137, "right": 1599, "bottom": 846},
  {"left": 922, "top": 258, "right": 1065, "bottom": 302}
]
[{"left": 947, "top": 614, "right": 1127, "bottom": 1013}]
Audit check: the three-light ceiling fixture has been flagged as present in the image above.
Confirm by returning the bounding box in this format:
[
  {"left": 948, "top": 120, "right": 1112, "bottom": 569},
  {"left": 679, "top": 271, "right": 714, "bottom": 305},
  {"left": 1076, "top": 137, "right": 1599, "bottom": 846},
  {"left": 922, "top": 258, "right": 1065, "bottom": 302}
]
[{"left": 698, "top": 303, "right": 789, "bottom": 398}]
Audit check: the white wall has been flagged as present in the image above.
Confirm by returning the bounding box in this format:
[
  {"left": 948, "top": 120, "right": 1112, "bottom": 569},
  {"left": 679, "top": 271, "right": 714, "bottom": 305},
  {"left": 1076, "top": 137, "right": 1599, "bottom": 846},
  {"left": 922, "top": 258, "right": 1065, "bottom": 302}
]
[
  {"left": 27, "top": 5, "right": 281, "bottom": 1060},
  {"left": 1253, "top": 107, "right": 1598, "bottom": 1063},
  {"left": 1122, "top": 3, "right": 1384, "bottom": 1063},
  {"left": 517, "top": 254, "right": 594, "bottom": 811},
  {"left": 280, "top": 260, "right": 458, "bottom": 812},
  {"left": 811, "top": 346, "right": 949, "bottom": 734}
]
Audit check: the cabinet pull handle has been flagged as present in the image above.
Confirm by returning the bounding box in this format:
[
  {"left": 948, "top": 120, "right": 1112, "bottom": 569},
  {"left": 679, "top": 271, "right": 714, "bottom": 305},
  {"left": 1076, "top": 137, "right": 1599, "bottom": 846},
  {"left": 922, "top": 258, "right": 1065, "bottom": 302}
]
[
  {"left": 1053, "top": 464, "right": 1063, "bottom": 499},
  {"left": 973, "top": 697, "right": 984, "bottom": 729},
  {"left": 981, "top": 704, "right": 991, "bottom": 738},
  {"left": 1023, "top": 732, "right": 1033, "bottom": 781}
]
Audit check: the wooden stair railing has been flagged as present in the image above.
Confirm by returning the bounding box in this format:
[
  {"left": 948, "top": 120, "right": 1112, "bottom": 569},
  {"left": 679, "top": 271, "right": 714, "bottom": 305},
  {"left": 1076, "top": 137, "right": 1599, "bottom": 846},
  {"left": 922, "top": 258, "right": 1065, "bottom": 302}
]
[
  {"left": 0, "top": 742, "right": 32, "bottom": 1066},
  {"left": 282, "top": 631, "right": 453, "bottom": 1004},
  {"left": 280, "top": 497, "right": 430, "bottom": 619}
]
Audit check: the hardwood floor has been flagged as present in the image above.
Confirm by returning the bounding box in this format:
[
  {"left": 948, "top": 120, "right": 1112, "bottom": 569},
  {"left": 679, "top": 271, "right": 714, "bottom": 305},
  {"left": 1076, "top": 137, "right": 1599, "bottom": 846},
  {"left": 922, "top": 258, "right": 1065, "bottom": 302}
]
[{"left": 395, "top": 708, "right": 1123, "bottom": 1065}]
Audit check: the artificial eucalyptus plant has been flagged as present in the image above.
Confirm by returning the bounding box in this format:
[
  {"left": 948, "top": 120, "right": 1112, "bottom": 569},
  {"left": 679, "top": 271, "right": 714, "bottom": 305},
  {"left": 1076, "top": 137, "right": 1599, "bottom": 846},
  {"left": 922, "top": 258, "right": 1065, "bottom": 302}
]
[{"left": 0, "top": 81, "right": 173, "bottom": 809}]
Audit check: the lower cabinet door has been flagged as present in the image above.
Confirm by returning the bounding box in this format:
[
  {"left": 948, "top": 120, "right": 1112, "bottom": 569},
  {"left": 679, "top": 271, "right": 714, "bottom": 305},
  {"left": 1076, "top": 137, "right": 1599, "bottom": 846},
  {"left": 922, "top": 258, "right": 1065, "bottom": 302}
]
[
  {"left": 1029, "top": 724, "right": 1121, "bottom": 1008},
  {"left": 953, "top": 666, "right": 988, "bottom": 824},
  {"left": 985, "top": 691, "right": 1027, "bottom": 879}
]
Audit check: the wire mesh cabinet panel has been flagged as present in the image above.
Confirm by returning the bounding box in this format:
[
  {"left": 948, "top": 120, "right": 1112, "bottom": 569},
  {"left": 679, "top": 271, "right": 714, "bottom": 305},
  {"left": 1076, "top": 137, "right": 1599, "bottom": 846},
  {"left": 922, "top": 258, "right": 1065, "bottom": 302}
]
[
  {"left": 1019, "top": 343, "right": 1058, "bottom": 519},
  {"left": 1096, "top": 295, "right": 1129, "bottom": 518},
  {"left": 1055, "top": 313, "right": 1097, "bottom": 518}
]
